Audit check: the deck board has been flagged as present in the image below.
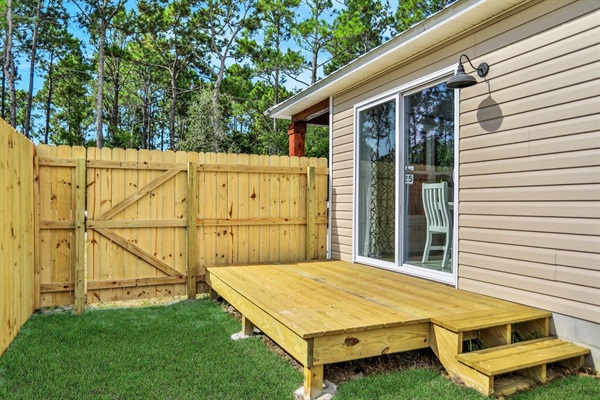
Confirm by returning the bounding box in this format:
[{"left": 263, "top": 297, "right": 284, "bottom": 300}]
[
  {"left": 206, "top": 260, "right": 521, "bottom": 339},
  {"left": 283, "top": 261, "right": 497, "bottom": 316}
]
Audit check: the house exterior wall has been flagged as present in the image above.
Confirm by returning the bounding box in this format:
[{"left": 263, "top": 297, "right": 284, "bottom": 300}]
[{"left": 329, "top": 0, "right": 599, "bottom": 364}]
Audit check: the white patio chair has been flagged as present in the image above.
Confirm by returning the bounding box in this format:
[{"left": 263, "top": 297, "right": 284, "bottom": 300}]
[{"left": 421, "top": 181, "right": 452, "bottom": 270}]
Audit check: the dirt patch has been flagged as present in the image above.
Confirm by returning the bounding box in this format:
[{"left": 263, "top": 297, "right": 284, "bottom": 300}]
[
  {"left": 37, "top": 295, "right": 193, "bottom": 314},
  {"left": 85, "top": 295, "right": 191, "bottom": 310}
]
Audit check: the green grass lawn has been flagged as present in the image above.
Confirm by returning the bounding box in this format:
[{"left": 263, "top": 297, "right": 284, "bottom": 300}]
[
  {"left": 0, "top": 300, "right": 597, "bottom": 399},
  {"left": 334, "top": 369, "right": 599, "bottom": 400},
  {"left": 0, "top": 300, "right": 302, "bottom": 399}
]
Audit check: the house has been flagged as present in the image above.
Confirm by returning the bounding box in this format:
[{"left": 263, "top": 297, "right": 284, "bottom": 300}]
[{"left": 268, "top": 0, "right": 599, "bottom": 367}]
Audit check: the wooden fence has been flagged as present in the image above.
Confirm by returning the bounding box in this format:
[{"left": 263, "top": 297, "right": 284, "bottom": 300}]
[
  {"left": 0, "top": 119, "right": 35, "bottom": 356},
  {"left": 37, "top": 146, "right": 328, "bottom": 309}
]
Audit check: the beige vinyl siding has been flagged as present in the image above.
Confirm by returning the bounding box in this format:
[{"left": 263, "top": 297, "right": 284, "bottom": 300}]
[
  {"left": 457, "top": 3, "right": 599, "bottom": 323},
  {"left": 331, "top": 104, "right": 354, "bottom": 261},
  {"left": 329, "top": 0, "right": 599, "bottom": 321}
]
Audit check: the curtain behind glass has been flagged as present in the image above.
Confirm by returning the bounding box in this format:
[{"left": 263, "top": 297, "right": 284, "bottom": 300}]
[{"left": 357, "top": 100, "right": 396, "bottom": 261}]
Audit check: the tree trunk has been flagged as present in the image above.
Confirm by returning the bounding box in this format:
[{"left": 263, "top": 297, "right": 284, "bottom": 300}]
[
  {"left": 95, "top": 23, "right": 107, "bottom": 148},
  {"left": 109, "top": 66, "right": 120, "bottom": 140},
  {"left": 25, "top": 0, "right": 43, "bottom": 138},
  {"left": 43, "top": 51, "right": 55, "bottom": 144},
  {"left": 1, "top": 55, "right": 5, "bottom": 119},
  {"left": 5, "top": 0, "right": 17, "bottom": 127},
  {"left": 141, "top": 98, "right": 149, "bottom": 150},
  {"left": 9, "top": 58, "right": 16, "bottom": 127},
  {"left": 273, "top": 26, "right": 280, "bottom": 133},
  {"left": 311, "top": 22, "right": 319, "bottom": 85},
  {"left": 44, "top": 75, "right": 54, "bottom": 144},
  {"left": 169, "top": 72, "right": 177, "bottom": 149},
  {"left": 148, "top": 102, "right": 153, "bottom": 150},
  {"left": 213, "top": 61, "right": 225, "bottom": 105},
  {"left": 273, "top": 64, "right": 279, "bottom": 133}
]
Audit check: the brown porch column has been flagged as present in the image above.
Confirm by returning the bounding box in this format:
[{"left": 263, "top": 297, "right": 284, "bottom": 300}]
[{"left": 288, "top": 120, "right": 306, "bottom": 157}]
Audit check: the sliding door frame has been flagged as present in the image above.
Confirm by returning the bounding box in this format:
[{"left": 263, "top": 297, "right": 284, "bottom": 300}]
[{"left": 352, "top": 67, "right": 459, "bottom": 286}]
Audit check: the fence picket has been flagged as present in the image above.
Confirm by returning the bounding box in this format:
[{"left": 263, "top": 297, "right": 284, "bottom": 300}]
[
  {"left": 135, "top": 150, "right": 152, "bottom": 300},
  {"left": 259, "top": 155, "right": 270, "bottom": 262},
  {"left": 289, "top": 156, "right": 300, "bottom": 261},
  {"left": 269, "top": 155, "right": 281, "bottom": 262},
  {"left": 248, "top": 154, "right": 261, "bottom": 263},
  {"left": 124, "top": 148, "right": 139, "bottom": 300},
  {"left": 237, "top": 154, "right": 250, "bottom": 264},
  {"left": 306, "top": 166, "right": 316, "bottom": 260},
  {"left": 318, "top": 158, "right": 329, "bottom": 259},
  {"left": 111, "top": 148, "right": 126, "bottom": 302},
  {"left": 216, "top": 153, "right": 228, "bottom": 264}
]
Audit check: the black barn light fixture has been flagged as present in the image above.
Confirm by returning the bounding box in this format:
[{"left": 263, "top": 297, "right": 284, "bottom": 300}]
[{"left": 446, "top": 54, "right": 489, "bottom": 89}]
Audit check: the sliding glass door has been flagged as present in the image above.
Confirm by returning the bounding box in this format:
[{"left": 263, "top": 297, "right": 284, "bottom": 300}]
[
  {"left": 355, "top": 78, "right": 456, "bottom": 281},
  {"left": 356, "top": 98, "right": 396, "bottom": 263},
  {"left": 403, "top": 82, "right": 455, "bottom": 273}
]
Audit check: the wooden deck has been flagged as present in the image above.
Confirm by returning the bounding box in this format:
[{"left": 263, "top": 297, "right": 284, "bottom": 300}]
[{"left": 205, "top": 260, "right": 587, "bottom": 398}]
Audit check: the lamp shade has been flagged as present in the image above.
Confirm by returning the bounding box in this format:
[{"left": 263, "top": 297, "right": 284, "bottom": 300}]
[{"left": 446, "top": 63, "right": 477, "bottom": 89}]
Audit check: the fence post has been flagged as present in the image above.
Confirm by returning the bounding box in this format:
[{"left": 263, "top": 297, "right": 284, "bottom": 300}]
[
  {"left": 74, "top": 158, "right": 86, "bottom": 314},
  {"left": 306, "top": 166, "right": 316, "bottom": 260},
  {"left": 187, "top": 162, "right": 199, "bottom": 299},
  {"left": 33, "top": 155, "right": 41, "bottom": 310}
]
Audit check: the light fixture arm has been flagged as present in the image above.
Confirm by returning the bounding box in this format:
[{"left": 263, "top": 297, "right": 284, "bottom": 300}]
[{"left": 458, "top": 54, "right": 489, "bottom": 78}]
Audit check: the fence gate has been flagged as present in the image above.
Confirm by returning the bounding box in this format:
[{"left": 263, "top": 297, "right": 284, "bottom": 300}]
[
  {"left": 85, "top": 149, "right": 193, "bottom": 303},
  {"left": 37, "top": 145, "right": 328, "bottom": 309}
]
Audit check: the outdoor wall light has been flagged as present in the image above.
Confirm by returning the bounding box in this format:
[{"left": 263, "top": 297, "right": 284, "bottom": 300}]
[{"left": 446, "top": 54, "right": 489, "bottom": 89}]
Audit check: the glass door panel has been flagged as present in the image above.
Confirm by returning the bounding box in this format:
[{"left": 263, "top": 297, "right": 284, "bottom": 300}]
[
  {"left": 357, "top": 99, "right": 396, "bottom": 262},
  {"left": 403, "top": 83, "right": 454, "bottom": 272}
]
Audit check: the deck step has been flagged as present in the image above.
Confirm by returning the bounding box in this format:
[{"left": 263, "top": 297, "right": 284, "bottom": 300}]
[
  {"left": 431, "top": 304, "right": 550, "bottom": 333},
  {"left": 457, "top": 337, "right": 590, "bottom": 376}
]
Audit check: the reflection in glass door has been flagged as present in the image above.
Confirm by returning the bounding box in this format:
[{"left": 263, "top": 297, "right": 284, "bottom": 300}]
[
  {"left": 403, "top": 82, "right": 455, "bottom": 272},
  {"left": 356, "top": 99, "right": 396, "bottom": 263}
]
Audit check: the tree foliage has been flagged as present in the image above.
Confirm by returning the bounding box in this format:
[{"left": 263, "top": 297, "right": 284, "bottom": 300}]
[
  {"left": 177, "top": 88, "right": 228, "bottom": 153},
  {"left": 2, "top": 0, "right": 447, "bottom": 158},
  {"left": 395, "top": 0, "right": 451, "bottom": 32},
  {"left": 324, "top": 0, "right": 392, "bottom": 75}
]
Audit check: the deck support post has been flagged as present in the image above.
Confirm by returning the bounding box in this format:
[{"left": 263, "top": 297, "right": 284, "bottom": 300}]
[
  {"left": 242, "top": 315, "right": 255, "bottom": 336},
  {"left": 303, "top": 364, "right": 323, "bottom": 400}
]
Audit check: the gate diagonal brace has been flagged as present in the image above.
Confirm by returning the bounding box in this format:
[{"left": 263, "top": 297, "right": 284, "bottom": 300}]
[
  {"left": 93, "top": 228, "right": 181, "bottom": 277},
  {"left": 95, "top": 168, "right": 181, "bottom": 221}
]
